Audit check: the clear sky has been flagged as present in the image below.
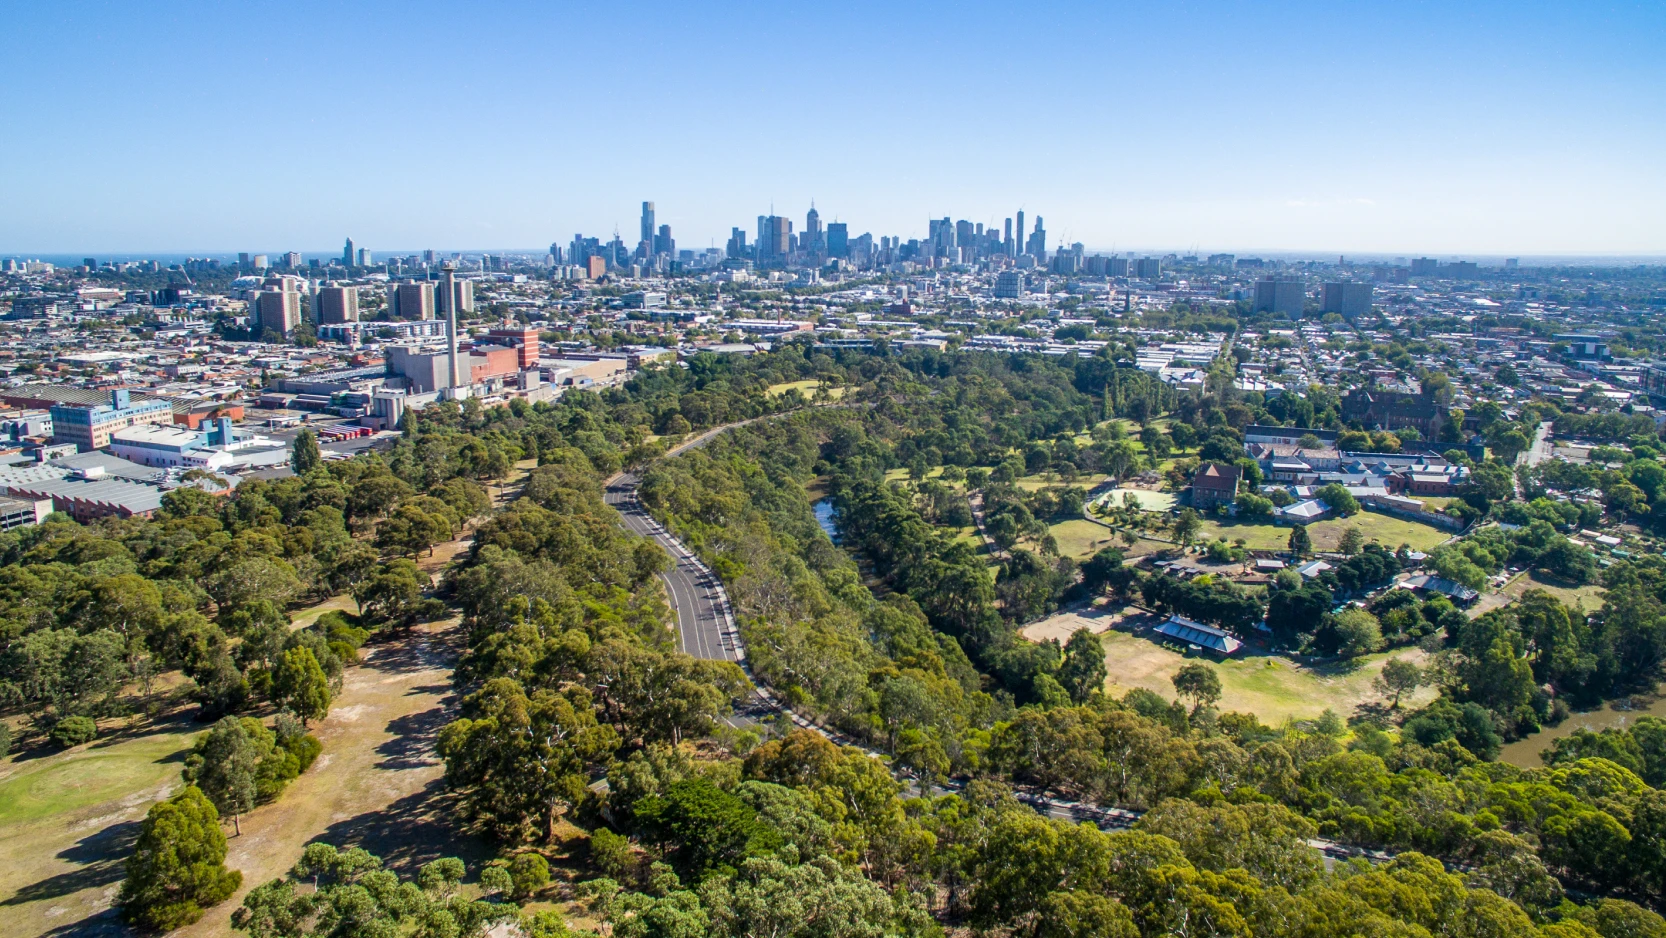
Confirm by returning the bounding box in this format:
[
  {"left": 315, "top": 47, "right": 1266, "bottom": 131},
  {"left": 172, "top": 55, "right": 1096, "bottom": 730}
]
[{"left": 3, "top": 1, "right": 1662, "bottom": 257}]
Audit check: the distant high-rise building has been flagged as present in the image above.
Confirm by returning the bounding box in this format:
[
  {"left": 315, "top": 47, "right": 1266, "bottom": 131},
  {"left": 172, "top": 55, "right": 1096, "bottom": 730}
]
[
  {"left": 315, "top": 284, "right": 360, "bottom": 324},
  {"left": 439, "top": 278, "right": 474, "bottom": 317},
  {"left": 254, "top": 275, "right": 303, "bottom": 337},
  {"left": 343, "top": 237, "right": 356, "bottom": 267},
  {"left": 1134, "top": 257, "right": 1161, "bottom": 280},
  {"left": 757, "top": 215, "right": 792, "bottom": 264},
  {"left": 640, "top": 202, "right": 656, "bottom": 251},
  {"left": 1504, "top": 257, "right": 1520, "bottom": 269},
  {"left": 282, "top": 251, "right": 302, "bottom": 269},
  {"left": 928, "top": 217, "right": 955, "bottom": 258},
  {"left": 238, "top": 252, "right": 250, "bottom": 267},
  {"left": 585, "top": 255, "right": 606, "bottom": 279},
  {"left": 804, "top": 205, "right": 825, "bottom": 258},
  {"left": 252, "top": 254, "right": 269, "bottom": 269},
  {"left": 1321, "top": 281, "right": 1373, "bottom": 318},
  {"left": 1015, "top": 211, "right": 1026, "bottom": 259},
  {"left": 357, "top": 248, "right": 372, "bottom": 266},
  {"left": 422, "top": 249, "right": 437, "bottom": 265},
  {"left": 1254, "top": 277, "right": 1305, "bottom": 317},
  {"left": 1003, "top": 218, "right": 1013, "bottom": 256},
  {"left": 995, "top": 271, "right": 1026, "bottom": 299},
  {"left": 726, "top": 228, "right": 749, "bottom": 260},
  {"left": 654, "top": 224, "right": 674, "bottom": 257},
  {"left": 1026, "top": 217, "right": 1046, "bottom": 259},
  {"left": 548, "top": 242, "right": 564, "bottom": 264},
  {"left": 1409, "top": 257, "right": 1439, "bottom": 276},
  {"left": 826, "top": 222, "right": 848, "bottom": 259},
  {"left": 389, "top": 281, "right": 436, "bottom": 320},
  {"left": 956, "top": 220, "right": 975, "bottom": 258}
]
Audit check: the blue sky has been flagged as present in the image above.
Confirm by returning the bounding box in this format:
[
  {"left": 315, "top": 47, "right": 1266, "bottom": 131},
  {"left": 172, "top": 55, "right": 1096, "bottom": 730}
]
[{"left": 2, "top": 1, "right": 1661, "bottom": 256}]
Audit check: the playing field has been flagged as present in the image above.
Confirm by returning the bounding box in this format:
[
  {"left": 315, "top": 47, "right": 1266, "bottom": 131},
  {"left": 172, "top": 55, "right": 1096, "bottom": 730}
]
[
  {"left": 1196, "top": 511, "right": 1451, "bottom": 553},
  {"left": 1094, "top": 625, "right": 1437, "bottom": 724},
  {"left": 766, "top": 380, "right": 845, "bottom": 399}
]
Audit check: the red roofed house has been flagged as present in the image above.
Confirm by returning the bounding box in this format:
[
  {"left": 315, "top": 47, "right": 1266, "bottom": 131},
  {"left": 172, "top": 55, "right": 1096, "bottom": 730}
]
[{"left": 1191, "top": 462, "right": 1241, "bottom": 510}]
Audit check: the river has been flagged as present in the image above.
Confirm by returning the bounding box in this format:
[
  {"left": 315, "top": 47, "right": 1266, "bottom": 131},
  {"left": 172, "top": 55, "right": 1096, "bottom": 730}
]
[
  {"left": 1497, "top": 684, "right": 1666, "bottom": 767},
  {"left": 813, "top": 499, "right": 840, "bottom": 544}
]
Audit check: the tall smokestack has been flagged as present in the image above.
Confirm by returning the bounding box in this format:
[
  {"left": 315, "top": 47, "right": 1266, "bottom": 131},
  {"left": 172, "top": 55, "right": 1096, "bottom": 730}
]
[{"left": 443, "top": 261, "right": 462, "bottom": 392}]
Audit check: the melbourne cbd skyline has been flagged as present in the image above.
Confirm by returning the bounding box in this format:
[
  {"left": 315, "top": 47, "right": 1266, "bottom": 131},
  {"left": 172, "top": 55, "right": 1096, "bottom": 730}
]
[{"left": 2, "top": 1, "right": 1661, "bottom": 256}]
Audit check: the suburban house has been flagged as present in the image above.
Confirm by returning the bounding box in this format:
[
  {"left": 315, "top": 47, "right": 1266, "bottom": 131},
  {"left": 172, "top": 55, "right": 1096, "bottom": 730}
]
[{"left": 1191, "top": 462, "right": 1241, "bottom": 510}]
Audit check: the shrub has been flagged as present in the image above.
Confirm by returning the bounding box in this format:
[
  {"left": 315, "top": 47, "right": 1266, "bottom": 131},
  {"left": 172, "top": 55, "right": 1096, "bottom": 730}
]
[
  {"left": 51, "top": 716, "right": 98, "bottom": 748},
  {"left": 509, "top": 852, "right": 551, "bottom": 898}
]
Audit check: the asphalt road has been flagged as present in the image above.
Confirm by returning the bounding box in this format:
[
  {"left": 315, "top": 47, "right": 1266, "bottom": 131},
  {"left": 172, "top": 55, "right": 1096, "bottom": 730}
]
[{"left": 604, "top": 474, "right": 742, "bottom": 664}]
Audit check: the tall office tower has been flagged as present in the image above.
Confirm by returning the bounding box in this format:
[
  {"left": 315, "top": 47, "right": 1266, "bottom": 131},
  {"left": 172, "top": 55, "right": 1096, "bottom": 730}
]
[
  {"left": 252, "top": 254, "right": 269, "bottom": 269},
  {"left": 389, "top": 281, "right": 436, "bottom": 320},
  {"left": 654, "top": 224, "right": 674, "bottom": 257},
  {"left": 726, "top": 227, "right": 748, "bottom": 259},
  {"left": 1134, "top": 257, "right": 1161, "bottom": 279},
  {"left": 422, "top": 249, "right": 437, "bottom": 265},
  {"left": 357, "top": 248, "right": 372, "bottom": 266},
  {"left": 1320, "top": 281, "right": 1373, "bottom": 318},
  {"left": 443, "top": 262, "right": 462, "bottom": 391},
  {"left": 282, "top": 251, "right": 302, "bottom": 269},
  {"left": 1253, "top": 277, "right": 1305, "bottom": 317},
  {"left": 827, "top": 222, "right": 848, "bottom": 258},
  {"left": 315, "top": 284, "right": 360, "bottom": 324},
  {"left": 928, "top": 217, "right": 955, "bottom": 258},
  {"left": 640, "top": 202, "right": 656, "bottom": 250},
  {"left": 956, "top": 220, "right": 975, "bottom": 259},
  {"left": 804, "top": 204, "right": 825, "bottom": 258},
  {"left": 1004, "top": 218, "right": 1013, "bottom": 255},
  {"left": 239, "top": 252, "right": 250, "bottom": 266},
  {"left": 757, "top": 215, "right": 792, "bottom": 263},
  {"left": 548, "top": 242, "right": 564, "bottom": 264},
  {"left": 343, "top": 237, "right": 356, "bottom": 267},
  {"left": 1015, "top": 212, "right": 1026, "bottom": 257},
  {"left": 1026, "top": 217, "right": 1047, "bottom": 259}
]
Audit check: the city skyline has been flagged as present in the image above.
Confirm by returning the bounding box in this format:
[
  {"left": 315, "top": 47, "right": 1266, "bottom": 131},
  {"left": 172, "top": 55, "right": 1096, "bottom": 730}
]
[{"left": 2, "top": 1, "right": 1662, "bottom": 255}]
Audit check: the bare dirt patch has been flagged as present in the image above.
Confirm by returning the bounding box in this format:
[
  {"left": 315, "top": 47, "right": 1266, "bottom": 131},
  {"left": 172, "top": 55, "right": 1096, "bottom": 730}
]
[{"left": 1020, "top": 603, "right": 1123, "bottom": 645}]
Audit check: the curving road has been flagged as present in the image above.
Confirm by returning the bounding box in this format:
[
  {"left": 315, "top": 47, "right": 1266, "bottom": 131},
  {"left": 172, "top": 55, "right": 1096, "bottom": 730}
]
[{"left": 602, "top": 418, "right": 1390, "bottom": 866}]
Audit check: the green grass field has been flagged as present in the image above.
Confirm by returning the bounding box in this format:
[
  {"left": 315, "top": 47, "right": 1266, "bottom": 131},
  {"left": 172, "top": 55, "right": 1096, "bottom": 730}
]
[
  {"left": 766, "top": 379, "right": 845, "bottom": 399},
  {"left": 1097, "top": 628, "right": 1437, "bottom": 724},
  {"left": 0, "top": 726, "right": 193, "bottom": 825},
  {"left": 1195, "top": 511, "right": 1451, "bottom": 553}
]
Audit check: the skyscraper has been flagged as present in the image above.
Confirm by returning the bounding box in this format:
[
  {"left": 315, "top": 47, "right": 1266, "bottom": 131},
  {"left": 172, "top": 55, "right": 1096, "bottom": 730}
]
[
  {"left": 640, "top": 202, "right": 656, "bottom": 251},
  {"left": 1015, "top": 212, "right": 1026, "bottom": 258},
  {"left": 827, "top": 223, "right": 848, "bottom": 259},
  {"left": 804, "top": 204, "right": 826, "bottom": 258},
  {"left": 356, "top": 248, "right": 372, "bottom": 267},
  {"left": 654, "top": 224, "right": 674, "bottom": 258},
  {"left": 1026, "top": 217, "right": 1046, "bottom": 259},
  {"left": 757, "top": 215, "right": 791, "bottom": 264},
  {"left": 343, "top": 237, "right": 355, "bottom": 267},
  {"left": 1004, "top": 218, "right": 1013, "bottom": 255},
  {"left": 726, "top": 228, "right": 748, "bottom": 259}
]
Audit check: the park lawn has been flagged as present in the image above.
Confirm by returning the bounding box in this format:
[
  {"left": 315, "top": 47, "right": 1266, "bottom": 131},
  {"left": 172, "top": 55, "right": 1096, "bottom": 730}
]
[
  {"left": 765, "top": 379, "right": 845, "bottom": 399},
  {"left": 1097, "top": 629, "right": 1438, "bottom": 724},
  {"left": 1048, "top": 519, "right": 1126, "bottom": 559},
  {"left": 1307, "top": 513, "right": 1452, "bottom": 552},
  {"left": 1195, "top": 512, "right": 1451, "bottom": 553},
  {"left": 1016, "top": 472, "right": 1110, "bottom": 491}
]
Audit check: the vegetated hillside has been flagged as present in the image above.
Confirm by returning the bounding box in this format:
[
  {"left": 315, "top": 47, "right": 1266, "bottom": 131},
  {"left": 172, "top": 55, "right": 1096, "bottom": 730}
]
[{"left": 417, "top": 347, "right": 1666, "bottom": 937}]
